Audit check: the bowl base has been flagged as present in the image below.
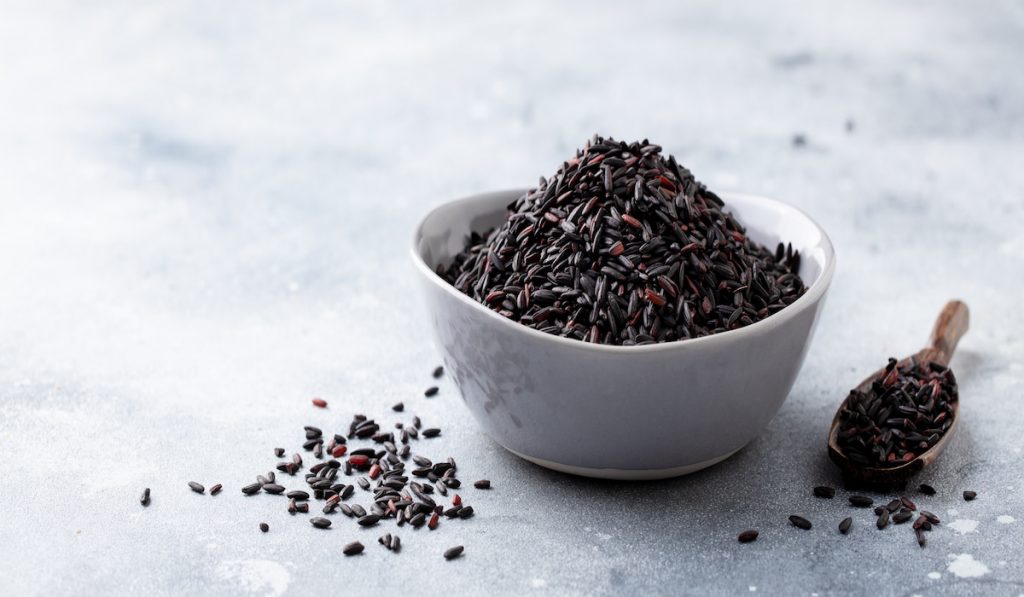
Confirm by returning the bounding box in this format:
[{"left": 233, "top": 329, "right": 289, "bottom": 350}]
[{"left": 506, "top": 447, "right": 742, "bottom": 481}]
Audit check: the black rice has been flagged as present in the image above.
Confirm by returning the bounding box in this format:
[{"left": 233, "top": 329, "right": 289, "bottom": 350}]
[
  {"left": 177, "top": 406, "right": 486, "bottom": 557},
  {"left": 836, "top": 357, "right": 957, "bottom": 467},
  {"left": 839, "top": 517, "right": 852, "bottom": 534},
  {"left": 848, "top": 495, "right": 873, "bottom": 508},
  {"left": 358, "top": 514, "right": 381, "bottom": 527},
  {"left": 444, "top": 545, "right": 464, "bottom": 560},
  {"left": 813, "top": 486, "right": 835, "bottom": 499},
  {"left": 343, "top": 541, "right": 364, "bottom": 556},
  {"left": 441, "top": 135, "right": 806, "bottom": 346}
]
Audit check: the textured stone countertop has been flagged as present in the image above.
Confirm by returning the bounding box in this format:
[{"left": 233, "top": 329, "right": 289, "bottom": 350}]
[{"left": 1, "top": 1, "right": 1022, "bottom": 595}]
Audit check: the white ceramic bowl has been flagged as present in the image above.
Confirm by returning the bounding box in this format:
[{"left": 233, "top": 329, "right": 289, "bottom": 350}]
[{"left": 412, "top": 190, "right": 834, "bottom": 480}]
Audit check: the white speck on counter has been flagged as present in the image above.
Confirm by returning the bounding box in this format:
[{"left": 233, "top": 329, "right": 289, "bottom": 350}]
[
  {"left": 998, "top": 515, "right": 1015, "bottom": 524},
  {"left": 530, "top": 578, "right": 546, "bottom": 589},
  {"left": 946, "top": 554, "right": 991, "bottom": 578},
  {"left": 748, "top": 586, "right": 756, "bottom": 592},
  {"left": 948, "top": 519, "right": 979, "bottom": 535},
  {"left": 927, "top": 572, "right": 941, "bottom": 579},
  {"left": 216, "top": 560, "right": 290, "bottom": 596}
]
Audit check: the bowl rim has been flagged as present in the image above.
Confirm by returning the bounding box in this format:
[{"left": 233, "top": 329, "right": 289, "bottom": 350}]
[{"left": 410, "top": 189, "right": 835, "bottom": 354}]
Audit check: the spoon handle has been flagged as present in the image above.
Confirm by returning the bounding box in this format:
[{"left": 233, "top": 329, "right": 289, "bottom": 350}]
[{"left": 922, "top": 300, "right": 970, "bottom": 367}]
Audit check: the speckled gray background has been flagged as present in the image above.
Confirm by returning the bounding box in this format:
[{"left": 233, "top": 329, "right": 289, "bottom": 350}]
[{"left": 1, "top": 1, "right": 1022, "bottom": 595}]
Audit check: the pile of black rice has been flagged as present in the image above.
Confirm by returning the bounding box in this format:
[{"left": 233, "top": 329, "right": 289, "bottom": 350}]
[{"left": 442, "top": 135, "right": 806, "bottom": 345}]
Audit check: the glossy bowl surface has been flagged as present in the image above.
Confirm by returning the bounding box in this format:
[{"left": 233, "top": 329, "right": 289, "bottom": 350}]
[{"left": 412, "top": 190, "right": 834, "bottom": 479}]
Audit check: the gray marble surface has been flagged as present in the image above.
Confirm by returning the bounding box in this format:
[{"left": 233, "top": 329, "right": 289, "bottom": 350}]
[{"left": 1, "top": 1, "right": 1022, "bottom": 595}]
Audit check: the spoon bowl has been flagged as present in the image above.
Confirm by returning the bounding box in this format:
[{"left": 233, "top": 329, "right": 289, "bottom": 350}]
[{"left": 827, "top": 300, "right": 969, "bottom": 487}]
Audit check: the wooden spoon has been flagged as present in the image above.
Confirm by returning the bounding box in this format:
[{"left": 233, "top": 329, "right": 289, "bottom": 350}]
[{"left": 827, "top": 300, "right": 970, "bottom": 488}]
